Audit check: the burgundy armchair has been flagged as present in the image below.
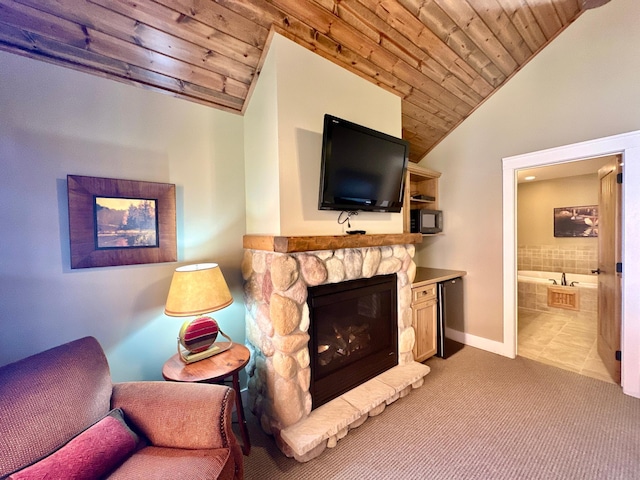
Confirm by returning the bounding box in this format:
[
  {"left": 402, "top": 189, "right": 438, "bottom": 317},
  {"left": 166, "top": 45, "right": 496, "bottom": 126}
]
[{"left": 0, "top": 336, "right": 243, "bottom": 479}]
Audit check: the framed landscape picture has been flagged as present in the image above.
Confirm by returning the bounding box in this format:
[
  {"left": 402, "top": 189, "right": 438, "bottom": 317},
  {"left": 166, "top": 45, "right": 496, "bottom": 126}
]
[
  {"left": 95, "top": 197, "right": 158, "bottom": 249},
  {"left": 553, "top": 205, "right": 598, "bottom": 238},
  {"left": 67, "top": 175, "right": 176, "bottom": 269}
]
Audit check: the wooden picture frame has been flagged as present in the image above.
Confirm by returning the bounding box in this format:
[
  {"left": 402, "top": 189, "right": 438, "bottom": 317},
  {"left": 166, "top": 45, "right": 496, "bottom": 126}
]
[
  {"left": 553, "top": 205, "right": 598, "bottom": 238},
  {"left": 67, "top": 175, "right": 177, "bottom": 269}
]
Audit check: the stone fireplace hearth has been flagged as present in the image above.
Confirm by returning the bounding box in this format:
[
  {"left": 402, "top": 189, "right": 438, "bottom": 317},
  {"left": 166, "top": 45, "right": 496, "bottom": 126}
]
[{"left": 241, "top": 234, "right": 430, "bottom": 461}]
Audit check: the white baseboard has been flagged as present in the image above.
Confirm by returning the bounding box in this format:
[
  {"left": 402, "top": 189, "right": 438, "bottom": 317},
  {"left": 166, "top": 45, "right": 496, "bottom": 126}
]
[{"left": 446, "top": 328, "right": 515, "bottom": 359}]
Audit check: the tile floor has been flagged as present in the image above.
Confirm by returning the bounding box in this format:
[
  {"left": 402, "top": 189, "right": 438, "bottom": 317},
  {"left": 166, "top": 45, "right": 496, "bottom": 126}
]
[{"left": 517, "top": 307, "right": 616, "bottom": 384}]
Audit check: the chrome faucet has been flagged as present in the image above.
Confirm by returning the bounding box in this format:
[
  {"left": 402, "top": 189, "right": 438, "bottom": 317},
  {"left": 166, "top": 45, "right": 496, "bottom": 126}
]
[{"left": 561, "top": 272, "right": 567, "bottom": 286}]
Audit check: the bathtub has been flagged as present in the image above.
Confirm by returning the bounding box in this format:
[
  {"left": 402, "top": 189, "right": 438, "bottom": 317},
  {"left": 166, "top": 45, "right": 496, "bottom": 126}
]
[
  {"left": 518, "top": 270, "right": 597, "bottom": 315},
  {"left": 517, "top": 270, "right": 597, "bottom": 289}
]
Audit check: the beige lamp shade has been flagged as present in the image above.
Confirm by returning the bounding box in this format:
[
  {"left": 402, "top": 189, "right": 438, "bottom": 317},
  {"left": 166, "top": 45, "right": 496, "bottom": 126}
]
[{"left": 164, "top": 263, "right": 233, "bottom": 317}]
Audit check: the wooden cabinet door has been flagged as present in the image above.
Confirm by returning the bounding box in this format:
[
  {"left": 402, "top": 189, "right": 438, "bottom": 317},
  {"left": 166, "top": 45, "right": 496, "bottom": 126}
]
[{"left": 413, "top": 297, "right": 437, "bottom": 362}]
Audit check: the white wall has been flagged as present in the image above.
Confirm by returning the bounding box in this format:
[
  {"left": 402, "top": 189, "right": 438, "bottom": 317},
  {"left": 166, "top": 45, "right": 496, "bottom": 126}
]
[
  {"left": 0, "top": 51, "right": 247, "bottom": 381},
  {"left": 416, "top": 0, "right": 640, "bottom": 342},
  {"left": 244, "top": 40, "right": 281, "bottom": 235},
  {"left": 245, "top": 33, "right": 404, "bottom": 236}
]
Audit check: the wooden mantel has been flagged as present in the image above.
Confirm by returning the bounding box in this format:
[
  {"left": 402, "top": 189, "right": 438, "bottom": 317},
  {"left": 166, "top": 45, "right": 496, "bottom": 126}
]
[{"left": 243, "top": 233, "right": 422, "bottom": 253}]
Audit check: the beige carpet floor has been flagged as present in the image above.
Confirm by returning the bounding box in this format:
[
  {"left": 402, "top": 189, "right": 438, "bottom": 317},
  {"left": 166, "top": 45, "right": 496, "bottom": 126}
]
[{"left": 242, "top": 347, "right": 640, "bottom": 479}]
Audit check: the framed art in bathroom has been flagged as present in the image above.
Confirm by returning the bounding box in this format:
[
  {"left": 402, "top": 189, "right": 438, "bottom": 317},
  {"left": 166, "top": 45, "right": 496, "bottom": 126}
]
[
  {"left": 67, "top": 175, "right": 176, "bottom": 269},
  {"left": 553, "top": 205, "right": 598, "bottom": 238}
]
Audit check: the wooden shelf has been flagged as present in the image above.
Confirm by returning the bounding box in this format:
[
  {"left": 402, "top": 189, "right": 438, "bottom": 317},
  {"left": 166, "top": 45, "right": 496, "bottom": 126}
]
[
  {"left": 403, "top": 164, "right": 441, "bottom": 234},
  {"left": 243, "top": 233, "right": 423, "bottom": 253}
]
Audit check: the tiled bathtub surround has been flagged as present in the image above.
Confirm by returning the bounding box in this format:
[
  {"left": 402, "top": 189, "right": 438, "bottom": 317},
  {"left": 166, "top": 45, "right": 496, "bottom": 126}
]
[
  {"left": 518, "top": 280, "right": 596, "bottom": 316},
  {"left": 518, "top": 244, "right": 597, "bottom": 275},
  {"left": 241, "top": 244, "right": 428, "bottom": 461}
]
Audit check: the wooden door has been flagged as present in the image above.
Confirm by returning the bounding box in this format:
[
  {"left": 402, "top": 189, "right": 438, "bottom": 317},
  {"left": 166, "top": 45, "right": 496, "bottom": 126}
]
[{"left": 597, "top": 160, "right": 622, "bottom": 384}]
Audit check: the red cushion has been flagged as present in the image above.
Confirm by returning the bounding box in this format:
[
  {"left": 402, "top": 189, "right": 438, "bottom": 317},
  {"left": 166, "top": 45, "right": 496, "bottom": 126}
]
[{"left": 8, "top": 409, "right": 139, "bottom": 480}]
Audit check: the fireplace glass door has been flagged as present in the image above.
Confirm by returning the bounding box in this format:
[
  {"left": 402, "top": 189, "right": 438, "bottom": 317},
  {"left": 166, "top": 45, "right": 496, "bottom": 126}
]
[{"left": 307, "top": 274, "right": 398, "bottom": 409}]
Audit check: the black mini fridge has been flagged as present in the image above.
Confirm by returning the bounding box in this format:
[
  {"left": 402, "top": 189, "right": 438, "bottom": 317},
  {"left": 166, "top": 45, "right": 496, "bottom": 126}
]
[{"left": 436, "top": 277, "right": 465, "bottom": 358}]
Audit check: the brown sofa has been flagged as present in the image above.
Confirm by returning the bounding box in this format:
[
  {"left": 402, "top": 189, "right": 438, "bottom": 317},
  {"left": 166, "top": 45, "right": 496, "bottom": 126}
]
[{"left": 0, "top": 336, "right": 243, "bottom": 479}]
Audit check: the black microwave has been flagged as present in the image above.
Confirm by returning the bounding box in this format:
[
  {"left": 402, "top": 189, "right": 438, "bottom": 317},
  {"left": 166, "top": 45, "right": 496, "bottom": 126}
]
[{"left": 410, "top": 209, "right": 443, "bottom": 234}]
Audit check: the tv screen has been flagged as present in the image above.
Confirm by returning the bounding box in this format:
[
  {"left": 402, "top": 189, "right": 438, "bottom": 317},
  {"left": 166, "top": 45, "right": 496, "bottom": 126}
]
[{"left": 318, "top": 115, "right": 409, "bottom": 213}]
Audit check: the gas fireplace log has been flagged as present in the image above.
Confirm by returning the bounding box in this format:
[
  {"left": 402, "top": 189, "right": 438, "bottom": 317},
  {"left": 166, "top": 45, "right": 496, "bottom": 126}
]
[{"left": 316, "top": 323, "right": 372, "bottom": 366}]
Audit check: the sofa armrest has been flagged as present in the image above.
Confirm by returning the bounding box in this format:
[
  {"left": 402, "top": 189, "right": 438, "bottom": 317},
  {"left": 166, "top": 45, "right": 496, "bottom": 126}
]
[{"left": 111, "top": 381, "right": 237, "bottom": 450}]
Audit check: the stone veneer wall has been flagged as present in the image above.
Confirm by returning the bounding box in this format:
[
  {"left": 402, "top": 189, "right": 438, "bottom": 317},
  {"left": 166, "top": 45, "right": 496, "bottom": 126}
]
[
  {"left": 241, "top": 244, "right": 416, "bottom": 455},
  {"left": 518, "top": 244, "right": 597, "bottom": 275}
]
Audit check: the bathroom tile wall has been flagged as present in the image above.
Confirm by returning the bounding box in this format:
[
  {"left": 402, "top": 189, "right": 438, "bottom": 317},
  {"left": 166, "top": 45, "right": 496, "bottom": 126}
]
[{"left": 517, "top": 244, "right": 597, "bottom": 275}]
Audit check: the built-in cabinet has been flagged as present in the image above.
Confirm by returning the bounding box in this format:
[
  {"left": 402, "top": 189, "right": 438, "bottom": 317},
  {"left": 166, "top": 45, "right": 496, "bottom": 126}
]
[
  {"left": 411, "top": 268, "right": 467, "bottom": 363},
  {"left": 411, "top": 282, "right": 438, "bottom": 362},
  {"left": 403, "top": 164, "right": 441, "bottom": 234}
]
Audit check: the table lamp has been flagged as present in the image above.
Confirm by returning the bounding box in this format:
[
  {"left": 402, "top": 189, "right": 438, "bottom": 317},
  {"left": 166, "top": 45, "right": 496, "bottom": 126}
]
[{"left": 164, "top": 263, "right": 234, "bottom": 364}]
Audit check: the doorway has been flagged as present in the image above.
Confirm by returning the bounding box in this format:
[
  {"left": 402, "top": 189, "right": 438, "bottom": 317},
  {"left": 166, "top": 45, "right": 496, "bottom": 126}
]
[
  {"left": 502, "top": 131, "right": 640, "bottom": 398},
  {"left": 515, "top": 157, "right": 616, "bottom": 383}
]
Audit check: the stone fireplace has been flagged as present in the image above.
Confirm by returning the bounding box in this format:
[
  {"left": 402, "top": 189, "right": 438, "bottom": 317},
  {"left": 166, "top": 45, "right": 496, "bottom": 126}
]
[
  {"left": 241, "top": 234, "right": 430, "bottom": 461},
  {"left": 308, "top": 274, "right": 399, "bottom": 409}
]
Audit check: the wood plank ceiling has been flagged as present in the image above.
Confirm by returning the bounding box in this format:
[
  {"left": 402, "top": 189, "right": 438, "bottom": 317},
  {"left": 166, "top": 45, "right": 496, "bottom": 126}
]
[{"left": 0, "top": 0, "right": 595, "bottom": 162}]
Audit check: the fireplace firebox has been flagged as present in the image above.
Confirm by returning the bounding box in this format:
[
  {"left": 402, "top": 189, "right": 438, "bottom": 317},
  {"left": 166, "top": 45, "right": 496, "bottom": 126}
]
[{"left": 307, "top": 274, "right": 398, "bottom": 409}]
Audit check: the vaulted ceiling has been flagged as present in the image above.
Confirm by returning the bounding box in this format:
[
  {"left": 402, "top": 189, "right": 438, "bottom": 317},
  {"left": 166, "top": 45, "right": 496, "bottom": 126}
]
[{"left": 0, "top": 0, "right": 602, "bottom": 161}]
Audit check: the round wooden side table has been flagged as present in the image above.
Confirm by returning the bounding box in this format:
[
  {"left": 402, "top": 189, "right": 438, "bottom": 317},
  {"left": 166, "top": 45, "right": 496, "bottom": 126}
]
[{"left": 162, "top": 342, "right": 251, "bottom": 455}]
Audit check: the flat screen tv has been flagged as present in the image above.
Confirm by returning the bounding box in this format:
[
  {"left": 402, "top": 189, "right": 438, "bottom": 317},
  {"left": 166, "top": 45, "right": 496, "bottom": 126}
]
[{"left": 318, "top": 114, "right": 409, "bottom": 213}]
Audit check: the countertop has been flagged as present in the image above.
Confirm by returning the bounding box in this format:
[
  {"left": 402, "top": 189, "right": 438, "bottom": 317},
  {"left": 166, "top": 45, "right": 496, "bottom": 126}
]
[{"left": 413, "top": 267, "right": 467, "bottom": 287}]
